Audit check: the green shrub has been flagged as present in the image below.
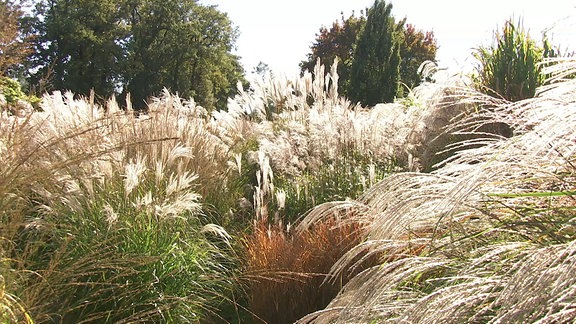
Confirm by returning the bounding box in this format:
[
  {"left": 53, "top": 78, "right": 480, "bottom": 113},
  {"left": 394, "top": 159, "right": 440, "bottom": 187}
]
[
  {"left": 0, "top": 77, "right": 26, "bottom": 104},
  {"left": 0, "top": 76, "right": 40, "bottom": 111}
]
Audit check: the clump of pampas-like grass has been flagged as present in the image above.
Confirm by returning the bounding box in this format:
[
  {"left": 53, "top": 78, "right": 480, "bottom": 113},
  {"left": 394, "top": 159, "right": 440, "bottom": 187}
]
[
  {"left": 0, "top": 91, "right": 238, "bottom": 322},
  {"left": 230, "top": 59, "right": 471, "bottom": 225},
  {"left": 235, "top": 59, "right": 477, "bottom": 321},
  {"left": 298, "top": 57, "right": 576, "bottom": 323}
]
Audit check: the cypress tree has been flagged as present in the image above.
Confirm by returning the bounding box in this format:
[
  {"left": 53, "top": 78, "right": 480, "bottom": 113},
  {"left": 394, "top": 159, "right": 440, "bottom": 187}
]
[{"left": 348, "top": 0, "right": 404, "bottom": 106}]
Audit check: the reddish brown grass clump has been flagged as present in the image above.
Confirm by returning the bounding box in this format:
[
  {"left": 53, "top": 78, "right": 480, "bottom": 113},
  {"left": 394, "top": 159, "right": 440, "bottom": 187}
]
[{"left": 242, "top": 218, "right": 369, "bottom": 324}]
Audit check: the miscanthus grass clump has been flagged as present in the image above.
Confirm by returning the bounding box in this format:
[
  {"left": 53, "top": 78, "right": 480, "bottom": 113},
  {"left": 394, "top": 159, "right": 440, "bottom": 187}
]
[
  {"left": 299, "top": 57, "right": 576, "bottom": 323},
  {"left": 228, "top": 59, "right": 467, "bottom": 225},
  {"left": 0, "top": 92, "right": 238, "bottom": 322}
]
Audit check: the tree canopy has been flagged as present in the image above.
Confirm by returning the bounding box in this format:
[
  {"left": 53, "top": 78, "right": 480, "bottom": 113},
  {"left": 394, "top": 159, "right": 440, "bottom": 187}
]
[
  {"left": 299, "top": 12, "right": 365, "bottom": 97},
  {"left": 301, "top": 2, "right": 437, "bottom": 105},
  {"left": 400, "top": 23, "right": 437, "bottom": 91},
  {"left": 0, "top": 0, "right": 33, "bottom": 77},
  {"left": 27, "top": 0, "right": 245, "bottom": 110}
]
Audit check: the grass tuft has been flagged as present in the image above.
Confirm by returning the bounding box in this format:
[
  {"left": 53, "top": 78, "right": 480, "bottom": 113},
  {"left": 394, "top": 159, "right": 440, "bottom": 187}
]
[{"left": 243, "top": 214, "right": 371, "bottom": 324}]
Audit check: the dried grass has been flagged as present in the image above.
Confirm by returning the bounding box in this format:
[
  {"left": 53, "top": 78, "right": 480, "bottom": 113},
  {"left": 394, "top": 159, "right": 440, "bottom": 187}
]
[
  {"left": 299, "top": 57, "right": 576, "bottom": 323},
  {"left": 243, "top": 215, "right": 372, "bottom": 324}
]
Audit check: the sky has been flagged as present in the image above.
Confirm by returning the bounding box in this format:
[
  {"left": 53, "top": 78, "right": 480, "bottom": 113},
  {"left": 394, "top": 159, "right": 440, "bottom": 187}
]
[{"left": 200, "top": 1, "right": 576, "bottom": 77}]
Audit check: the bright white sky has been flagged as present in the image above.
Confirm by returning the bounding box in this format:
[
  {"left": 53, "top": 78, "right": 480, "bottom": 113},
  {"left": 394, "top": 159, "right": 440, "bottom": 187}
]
[{"left": 201, "top": 1, "right": 576, "bottom": 77}]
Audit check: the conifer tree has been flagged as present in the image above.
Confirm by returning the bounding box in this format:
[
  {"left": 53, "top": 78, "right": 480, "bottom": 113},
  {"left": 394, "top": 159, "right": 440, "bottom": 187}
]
[{"left": 348, "top": 0, "right": 404, "bottom": 105}]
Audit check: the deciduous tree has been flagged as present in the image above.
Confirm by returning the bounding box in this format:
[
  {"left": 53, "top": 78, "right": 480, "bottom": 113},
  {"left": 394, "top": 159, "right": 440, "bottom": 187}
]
[
  {"left": 400, "top": 24, "right": 437, "bottom": 90},
  {"left": 0, "top": 0, "right": 33, "bottom": 76},
  {"left": 299, "top": 12, "right": 365, "bottom": 96},
  {"left": 27, "top": 0, "right": 244, "bottom": 110},
  {"left": 124, "top": 0, "right": 244, "bottom": 109},
  {"left": 29, "top": 0, "right": 128, "bottom": 97}
]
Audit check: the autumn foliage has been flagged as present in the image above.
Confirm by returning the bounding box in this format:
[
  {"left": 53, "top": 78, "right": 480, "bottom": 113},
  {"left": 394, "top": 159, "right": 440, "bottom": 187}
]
[
  {"left": 300, "top": 13, "right": 365, "bottom": 96},
  {"left": 400, "top": 24, "right": 438, "bottom": 89},
  {"left": 0, "top": 0, "right": 32, "bottom": 76}
]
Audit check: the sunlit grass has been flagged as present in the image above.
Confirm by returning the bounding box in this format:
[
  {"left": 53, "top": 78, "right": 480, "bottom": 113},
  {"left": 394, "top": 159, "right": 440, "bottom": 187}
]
[
  {"left": 300, "top": 57, "right": 576, "bottom": 323},
  {"left": 0, "top": 91, "right": 239, "bottom": 322},
  {"left": 2, "top": 52, "right": 576, "bottom": 323}
]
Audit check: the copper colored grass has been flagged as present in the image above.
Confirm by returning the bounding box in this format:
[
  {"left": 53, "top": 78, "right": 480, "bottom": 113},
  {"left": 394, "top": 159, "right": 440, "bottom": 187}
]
[{"left": 242, "top": 218, "right": 372, "bottom": 324}]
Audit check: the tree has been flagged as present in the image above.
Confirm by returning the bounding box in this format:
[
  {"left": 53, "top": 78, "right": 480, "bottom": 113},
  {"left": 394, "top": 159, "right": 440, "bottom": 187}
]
[
  {"left": 28, "top": 0, "right": 244, "bottom": 110},
  {"left": 253, "top": 61, "right": 272, "bottom": 79},
  {"left": 0, "top": 0, "right": 33, "bottom": 77},
  {"left": 473, "top": 19, "right": 553, "bottom": 102},
  {"left": 399, "top": 24, "right": 437, "bottom": 91},
  {"left": 124, "top": 0, "right": 244, "bottom": 109},
  {"left": 348, "top": 0, "right": 404, "bottom": 105},
  {"left": 301, "top": 3, "right": 436, "bottom": 105},
  {"left": 29, "top": 0, "right": 128, "bottom": 97},
  {"left": 299, "top": 12, "right": 365, "bottom": 97}
]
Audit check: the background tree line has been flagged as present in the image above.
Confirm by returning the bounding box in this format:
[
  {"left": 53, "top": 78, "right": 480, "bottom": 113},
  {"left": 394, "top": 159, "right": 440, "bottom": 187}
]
[
  {"left": 1, "top": 0, "right": 567, "bottom": 111},
  {"left": 0, "top": 0, "right": 33, "bottom": 77},
  {"left": 3, "top": 0, "right": 245, "bottom": 110}
]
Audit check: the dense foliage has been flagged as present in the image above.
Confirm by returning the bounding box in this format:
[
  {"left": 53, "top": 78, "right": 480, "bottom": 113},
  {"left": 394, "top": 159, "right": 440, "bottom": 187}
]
[
  {"left": 299, "top": 12, "right": 366, "bottom": 97},
  {"left": 300, "top": 4, "right": 437, "bottom": 103},
  {"left": 473, "top": 19, "right": 557, "bottom": 101},
  {"left": 399, "top": 24, "right": 437, "bottom": 91},
  {"left": 26, "top": 0, "right": 244, "bottom": 110},
  {"left": 348, "top": 0, "right": 404, "bottom": 105},
  {"left": 0, "top": 0, "right": 33, "bottom": 77}
]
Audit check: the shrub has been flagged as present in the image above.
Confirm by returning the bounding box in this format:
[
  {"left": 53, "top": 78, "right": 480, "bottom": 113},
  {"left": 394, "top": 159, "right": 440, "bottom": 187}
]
[
  {"left": 0, "top": 77, "right": 26, "bottom": 104},
  {"left": 0, "top": 77, "right": 40, "bottom": 113}
]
